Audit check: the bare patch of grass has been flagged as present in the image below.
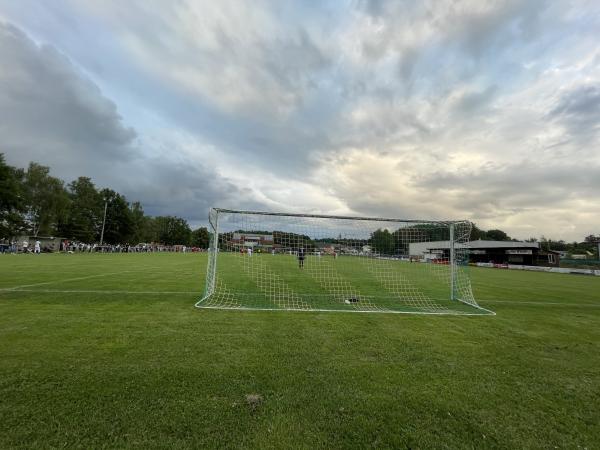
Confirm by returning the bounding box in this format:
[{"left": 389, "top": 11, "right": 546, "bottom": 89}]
[{"left": 245, "top": 393, "right": 263, "bottom": 412}]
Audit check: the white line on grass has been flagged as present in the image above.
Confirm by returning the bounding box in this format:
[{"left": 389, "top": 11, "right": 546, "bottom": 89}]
[
  {"left": 0, "top": 289, "right": 198, "bottom": 295},
  {"left": 0, "top": 267, "right": 170, "bottom": 291}
]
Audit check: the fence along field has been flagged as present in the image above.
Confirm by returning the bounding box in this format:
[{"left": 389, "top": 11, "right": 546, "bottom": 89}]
[{"left": 0, "top": 252, "right": 599, "bottom": 448}]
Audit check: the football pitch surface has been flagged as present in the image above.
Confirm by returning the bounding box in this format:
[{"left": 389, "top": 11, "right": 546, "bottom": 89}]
[
  {"left": 199, "top": 253, "right": 489, "bottom": 315},
  {"left": 1, "top": 253, "right": 599, "bottom": 448}
]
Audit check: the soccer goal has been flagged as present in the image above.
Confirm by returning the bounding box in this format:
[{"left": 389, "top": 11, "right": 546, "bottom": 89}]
[{"left": 196, "top": 208, "right": 494, "bottom": 315}]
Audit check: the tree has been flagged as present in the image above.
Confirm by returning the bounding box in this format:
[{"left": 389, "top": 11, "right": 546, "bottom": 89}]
[
  {"left": 60, "top": 177, "right": 103, "bottom": 242},
  {"left": 99, "top": 189, "right": 134, "bottom": 244},
  {"left": 469, "top": 223, "right": 487, "bottom": 240},
  {"left": 130, "top": 201, "right": 156, "bottom": 243},
  {"left": 371, "top": 228, "right": 394, "bottom": 255},
  {"left": 154, "top": 216, "right": 191, "bottom": 245},
  {"left": 191, "top": 227, "right": 210, "bottom": 248},
  {"left": 143, "top": 217, "right": 160, "bottom": 243},
  {"left": 548, "top": 239, "right": 567, "bottom": 251},
  {"left": 23, "top": 162, "right": 69, "bottom": 236},
  {"left": 0, "top": 154, "right": 26, "bottom": 238},
  {"left": 273, "top": 231, "right": 315, "bottom": 250},
  {"left": 485, "top": 229, "right": 510, "bottom": 241}
]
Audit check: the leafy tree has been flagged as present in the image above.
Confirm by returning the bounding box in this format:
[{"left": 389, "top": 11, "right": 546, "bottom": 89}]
[
  {"left": 60, "top": 177, "right": 103, "bottom": 242},
  {"left": 99, "top": 189, "right": 134, "bottom": 244},
  {"left": 371, "top": 228, "right": 394, "bottom": 255},
  {"left": 0, "top": 154, "right": 26, "bottom": 238},
  {"left": 469, "top": 223, "right": 487, "bottom": 240},
  {"left": 23, "top": 162, "right": 69, "bottom": 236},
  {"left": 143, "top": 217, "right": 160, "bottom": 243},
  {"left": 273, "top": 231, "right": 315, "bottom": 250},
  {"left": 548, "top": 239, "right": 567, "bottom": 251},
  {"left": 191, "top": 227, "right": 210, "bottom": 248},
  {"left": 130, "top": 201, "right": 157, "bottom": 243},
  {"left": 154, "top": 216, "right": 191, "bottom": 245},
  {"left": 485, "top": 229, "right": 510, "bottom": 241}
]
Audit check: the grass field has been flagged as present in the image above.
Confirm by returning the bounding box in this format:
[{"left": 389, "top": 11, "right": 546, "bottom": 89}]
[
  {"left": 1, "top": 253, "right": 599, "bottom": 448},
  {"left": 199, "top": 252, "right": 488, "bottom": 314}
]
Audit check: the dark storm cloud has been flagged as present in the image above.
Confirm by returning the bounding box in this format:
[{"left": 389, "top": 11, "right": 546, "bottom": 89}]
[
  {"left": 118, "top": 158, "right": 259, "bottom": 222},
  {"left": 0, "top": 22, "right": 255, "bottom": 222},
  {"left": 0, "top": 23, "right": 137, "bottom": 169}
]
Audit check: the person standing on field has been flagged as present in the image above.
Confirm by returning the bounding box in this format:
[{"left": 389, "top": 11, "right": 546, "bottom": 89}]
[
  {"left": 298, "top": 247, "right": 305, "bottom": 269},
  {"left": 34, "top": 240, "right": 41, "bottom": 254}
]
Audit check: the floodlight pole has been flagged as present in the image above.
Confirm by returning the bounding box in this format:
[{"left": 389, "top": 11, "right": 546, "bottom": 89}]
[
  {"left": 450, "top": 223, "right": 456, "bottom": 301},
  {"left": 99, "top": 201, "right": 108, "bottom": 245}
]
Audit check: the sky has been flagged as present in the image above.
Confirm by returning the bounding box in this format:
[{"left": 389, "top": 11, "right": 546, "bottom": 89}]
[{"left": 0, "top": 0, "right": 599, "bottom": 241}]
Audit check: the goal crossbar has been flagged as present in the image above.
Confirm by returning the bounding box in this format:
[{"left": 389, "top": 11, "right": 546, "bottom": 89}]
[{"left": 213, "top": 208, "right": 465, "bottom": 225}]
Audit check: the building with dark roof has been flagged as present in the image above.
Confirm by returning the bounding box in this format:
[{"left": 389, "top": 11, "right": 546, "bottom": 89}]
[{"left": 409, "top": 240, "right": 559, "bottom": 267}]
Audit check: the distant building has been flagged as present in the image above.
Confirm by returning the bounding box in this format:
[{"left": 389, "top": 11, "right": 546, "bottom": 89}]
[
  {"left": 316, "top": 243, "right": 337, "bottom": 255},
  {"left": 230, "top": 233, "right": 274, "bottom": 249},
  {"left": 409, "top": 240, "right": 560, "bottom": 267}
]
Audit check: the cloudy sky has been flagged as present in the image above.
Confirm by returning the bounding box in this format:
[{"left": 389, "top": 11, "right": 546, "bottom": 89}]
[{"left": 0, "top": 1, "right": 599, "bottom": 240}]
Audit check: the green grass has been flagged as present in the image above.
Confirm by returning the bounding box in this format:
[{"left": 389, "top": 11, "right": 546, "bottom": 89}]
[
  {"left": 204, "top": 253, "right": 484, "bottom": 314},
  {"left": 1, "top": 253, "right": 599, "bottom": 449}
]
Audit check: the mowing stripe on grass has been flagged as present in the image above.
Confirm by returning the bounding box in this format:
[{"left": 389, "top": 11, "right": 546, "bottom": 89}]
[
  {"left": 0, "top": 290, "right": 597, "bottom": 304},
  {"left": 2, "top": 289, "right": 597, "bottom": 309},
  {"left": 0, "top": 266, "right": 176, "bottom": 291},
  {"left": 0, "top": 272, "right": 139, "bottom": 291},
  {"left": 0, "top": 289, "right": 198, "bottom": 295}
]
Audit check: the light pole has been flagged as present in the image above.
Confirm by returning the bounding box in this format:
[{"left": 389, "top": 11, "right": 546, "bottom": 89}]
[{"left": 99, "top": 201, "right": 108, "bottom": 245}]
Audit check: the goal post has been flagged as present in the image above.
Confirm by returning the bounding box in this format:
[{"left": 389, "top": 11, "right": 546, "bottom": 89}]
[{"left": 196, "top": 208, "right": 494, "bottom": 315}]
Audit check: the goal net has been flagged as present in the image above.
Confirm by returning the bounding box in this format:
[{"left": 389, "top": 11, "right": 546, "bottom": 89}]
[{"left": 196, "top": 208, "right": 494, "bottom": 315}]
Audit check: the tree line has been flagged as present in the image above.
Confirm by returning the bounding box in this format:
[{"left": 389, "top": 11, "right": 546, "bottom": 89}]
[
  {"left": 369, "top": 224, "right": 599, "bottom": 256},
  {"left": 0, "top": 154, "right": 209, "bottom": 247},
  {"left": 2, "top": 154, "right": 597, "bottom": 252}
]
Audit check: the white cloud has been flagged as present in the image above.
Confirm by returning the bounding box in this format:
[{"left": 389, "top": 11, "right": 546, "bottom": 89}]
[{"left": 0, "top": 0, "right": 598, "bottom": 240}]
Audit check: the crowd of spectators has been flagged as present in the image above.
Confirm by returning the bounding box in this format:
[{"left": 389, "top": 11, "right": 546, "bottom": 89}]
[
  {"left": 0, "top": 238, "right": 206, "bottom": 254},
  {"left": 60, "top": 241, "right": 205, "bottom": 253}
]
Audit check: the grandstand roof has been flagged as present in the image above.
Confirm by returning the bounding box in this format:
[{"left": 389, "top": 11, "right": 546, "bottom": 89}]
[{"left": 467, "top": 240, "right": 539, "bottom": 249}]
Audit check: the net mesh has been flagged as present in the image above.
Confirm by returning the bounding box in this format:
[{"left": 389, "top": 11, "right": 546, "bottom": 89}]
[{"left": 196, "top": 209, "right": 493, "bottom": 315}]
